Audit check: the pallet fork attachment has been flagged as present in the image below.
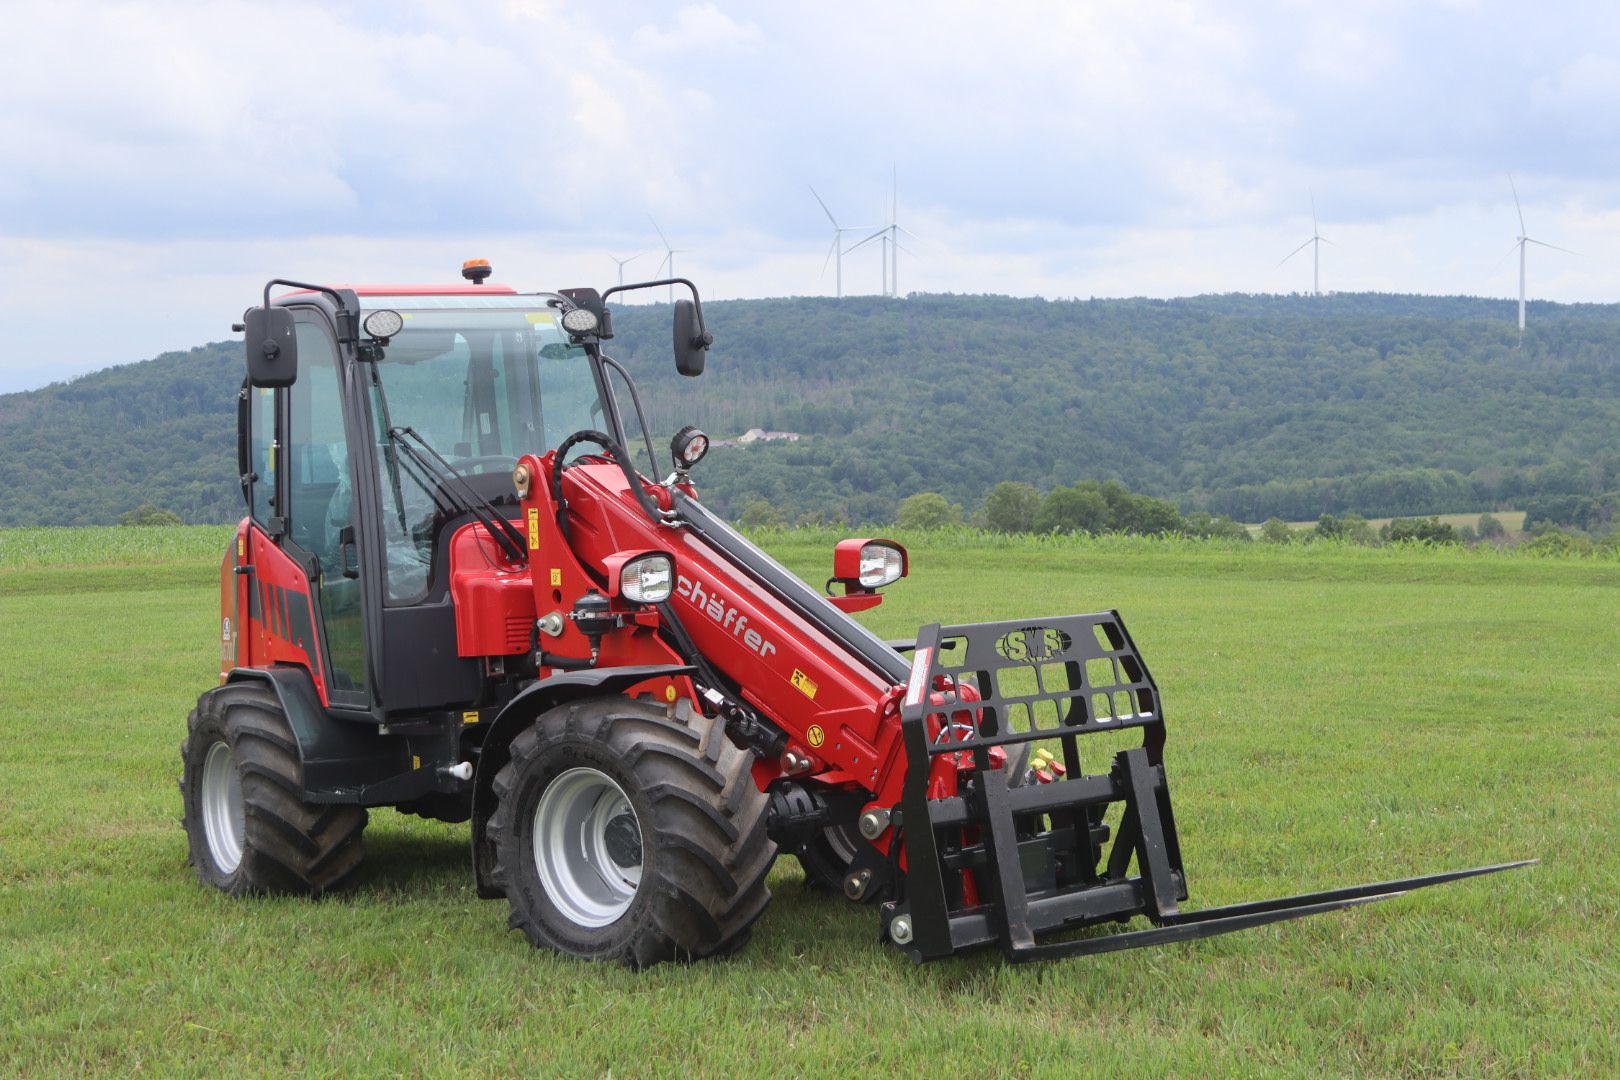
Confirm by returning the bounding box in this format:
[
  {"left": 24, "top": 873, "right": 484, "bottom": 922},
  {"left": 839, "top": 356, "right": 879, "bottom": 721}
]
[{"left": 881, "top": 613, "right": 1534, "bottom": 963}]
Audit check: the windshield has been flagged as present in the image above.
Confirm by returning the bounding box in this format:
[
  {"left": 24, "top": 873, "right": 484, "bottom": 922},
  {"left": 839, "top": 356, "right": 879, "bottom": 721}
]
[
  {"left": 359, "top": 295, "right": 609, "bottom": 601},
  {"left": 363, "top": 295, "right": 605, "bottom": 460}
]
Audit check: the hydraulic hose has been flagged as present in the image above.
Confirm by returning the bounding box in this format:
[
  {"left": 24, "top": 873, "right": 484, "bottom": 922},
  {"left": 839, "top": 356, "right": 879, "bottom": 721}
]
[{"left": 550, "top": 429, "right": 665, "bottom": 542}]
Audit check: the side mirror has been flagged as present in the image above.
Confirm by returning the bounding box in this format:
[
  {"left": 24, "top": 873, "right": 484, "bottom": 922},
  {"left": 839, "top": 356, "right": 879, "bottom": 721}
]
[
  {"left": 243, "top": 306, "right": 298, "bottom": 387},
  {"left": 673, "top": 299, "right": 712, "bottom": 377}
]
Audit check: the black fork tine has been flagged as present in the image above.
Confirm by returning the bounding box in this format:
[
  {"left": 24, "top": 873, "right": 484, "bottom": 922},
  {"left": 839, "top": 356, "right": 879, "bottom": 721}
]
[{"left": 1158, "top": 860, "right": 1537, "bottom": 926}]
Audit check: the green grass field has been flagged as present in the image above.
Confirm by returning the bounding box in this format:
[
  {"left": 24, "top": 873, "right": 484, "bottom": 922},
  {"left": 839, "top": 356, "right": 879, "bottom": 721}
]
[{"left": 2, "top": 527, "right": 1615, "bottom": 1078}]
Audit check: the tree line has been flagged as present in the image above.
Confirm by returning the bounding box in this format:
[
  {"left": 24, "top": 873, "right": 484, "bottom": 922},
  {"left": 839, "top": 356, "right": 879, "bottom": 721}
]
[
  {"left": 884, "top": 480, "right": 1250, "bottom": 540},
  {"left": 3, "top": 292, "right": 1619, "bottom": 528}
]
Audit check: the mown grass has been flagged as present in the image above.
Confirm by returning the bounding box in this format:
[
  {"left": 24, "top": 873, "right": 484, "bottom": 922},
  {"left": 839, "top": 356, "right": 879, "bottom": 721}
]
[{"left": 1, "top": 527, "right": 1615, "bottom": 1077}]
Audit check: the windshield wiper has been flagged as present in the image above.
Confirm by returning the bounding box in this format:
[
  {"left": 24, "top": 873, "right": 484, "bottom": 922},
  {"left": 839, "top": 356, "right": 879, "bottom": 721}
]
[{"left": 387, "top": 426, "right": 528, "bottom": 564}]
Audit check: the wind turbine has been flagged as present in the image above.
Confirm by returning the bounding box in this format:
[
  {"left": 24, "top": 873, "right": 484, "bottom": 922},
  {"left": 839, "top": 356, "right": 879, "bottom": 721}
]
[
  {"left": 809, "top": 186, "right": 871, "bottom": 299},
  {"left": 1508, "top": 175, "right": 1573, "bottom": 343},
  {"left": 1278, "top": 194, "right": 1331, "bottom": 296},
  {"left": 849, "top": 165, "right": 918, "bottom": 297},
  {"left": 649, "top": 215, "right": 687, "bottom": 302},
  {"left": 607, "top": 252, "right": 640, "bottom": 288}
]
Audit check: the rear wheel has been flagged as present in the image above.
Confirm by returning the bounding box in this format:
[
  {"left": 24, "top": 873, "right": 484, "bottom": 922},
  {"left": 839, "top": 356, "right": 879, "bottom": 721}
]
[
  {"left": 488, "top": 696, "right": 775, "bottom": 968},
  {"left": 180, "top": 683, "right": 367, "bottom": 896}
]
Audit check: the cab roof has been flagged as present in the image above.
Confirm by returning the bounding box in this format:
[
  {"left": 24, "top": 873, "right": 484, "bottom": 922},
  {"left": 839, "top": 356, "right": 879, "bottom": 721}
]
[{"left": 287, "top": 283, "right": 519, "bottom": 297}]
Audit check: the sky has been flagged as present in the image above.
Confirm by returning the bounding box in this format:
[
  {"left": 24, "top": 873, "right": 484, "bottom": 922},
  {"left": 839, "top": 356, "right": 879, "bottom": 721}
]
[{"left": 2, "top": 0, "right": 1619, "bottom": 392}]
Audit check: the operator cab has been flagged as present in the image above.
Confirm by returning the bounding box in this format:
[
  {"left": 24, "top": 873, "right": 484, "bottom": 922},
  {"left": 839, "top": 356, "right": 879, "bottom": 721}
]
[{"left": 238, "top": 270, "right": 685, "bottom": 719}]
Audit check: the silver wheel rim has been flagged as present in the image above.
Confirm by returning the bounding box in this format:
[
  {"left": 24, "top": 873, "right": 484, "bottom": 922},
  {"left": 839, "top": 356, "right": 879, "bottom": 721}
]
[
  {"left": 201, "top": 741, "right": 245, "bottom": 873},
  {"left": 533, "top": 767, "right": 643, "bottom": 928}
]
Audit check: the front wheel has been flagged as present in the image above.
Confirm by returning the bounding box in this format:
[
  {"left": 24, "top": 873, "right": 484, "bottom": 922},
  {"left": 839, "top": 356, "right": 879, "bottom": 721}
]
[
  {"left": 180, "top": 682, "right": 367, "bottom": 896},
  {"left": 488, "top": 697, "right": 775, "bottom": 968}
]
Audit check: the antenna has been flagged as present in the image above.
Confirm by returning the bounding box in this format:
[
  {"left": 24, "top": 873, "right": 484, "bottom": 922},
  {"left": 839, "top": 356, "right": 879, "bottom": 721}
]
[{"left": 810, "top": 186, "right": 872, "bottom": 299}]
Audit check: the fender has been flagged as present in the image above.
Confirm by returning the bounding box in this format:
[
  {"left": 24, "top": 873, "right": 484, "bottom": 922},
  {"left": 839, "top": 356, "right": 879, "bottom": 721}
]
[
  {"left": 222, "top": 666, "right": 412, "bottom": 802},
  {"left": 469, "top": 663, "right": 696, "bottom": 897}
]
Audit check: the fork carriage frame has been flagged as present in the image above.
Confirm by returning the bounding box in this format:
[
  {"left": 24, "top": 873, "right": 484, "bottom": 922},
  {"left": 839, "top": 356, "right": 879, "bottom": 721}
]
[{"left": 882, "top": 613, "right": 1530, "bottom": 963}]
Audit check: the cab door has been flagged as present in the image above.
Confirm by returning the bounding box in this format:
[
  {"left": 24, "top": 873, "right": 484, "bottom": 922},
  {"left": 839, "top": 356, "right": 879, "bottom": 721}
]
[{"left": 281, "top": 310, "right": 371, "bottom": 710}]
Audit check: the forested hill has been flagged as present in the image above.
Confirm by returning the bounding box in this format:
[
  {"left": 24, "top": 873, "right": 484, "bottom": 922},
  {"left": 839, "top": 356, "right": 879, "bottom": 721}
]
[{"left": 3, "top": 291, "right": 1619, "bottom": 527}]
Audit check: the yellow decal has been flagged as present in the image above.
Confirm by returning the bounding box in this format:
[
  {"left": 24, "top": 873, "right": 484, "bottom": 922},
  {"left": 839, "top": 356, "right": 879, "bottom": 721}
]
[
  {"left": 527, "top": 508, "right": 540, "bottom": 550},
  {"left": 525, "top": 312, "right": 556, "bottom": 325},
  {"left": 806, "top": 723, "right": 826, "bottom": 748},
  {"left": 462, "top": 711, "right": 479, "bottom": 725},
  {"left": 792, "top": 670, "right": 819, "bottom": 700},
  {"left": 664, "top": 684, "right": 678, "bottom": 703},
  {"left": 550, "top": 567, "right": 563, "bottom": 587},
  {"left": 237, "top": 535, "right": 246, "bottom": 559},
  {"left": 412, "top": 755, "right": 422, "bottom": 770}
]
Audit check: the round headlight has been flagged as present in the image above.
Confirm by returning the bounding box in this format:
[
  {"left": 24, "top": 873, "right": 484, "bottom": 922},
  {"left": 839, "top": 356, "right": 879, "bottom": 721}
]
[
  {"left": 561, "top": 307, "right": 600, "bottom": 335},
  {"left": 363, "top": 309, "right": 404, "bottom": 340},
  {"left": 620, "top": 554, "right": 674, "bottom": 603},
  {"left": 858, "top": 543, "right": 904, "bottom": 588},
  {"left": 671, "top": 425, "right": 709, "bottom": 468}
]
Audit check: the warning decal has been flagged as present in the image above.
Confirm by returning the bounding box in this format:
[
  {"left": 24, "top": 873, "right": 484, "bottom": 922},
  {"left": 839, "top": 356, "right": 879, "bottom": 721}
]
[
  {"left": 805, "top": 724, "right": 826, "bottom": 748},
  {"left": 790, "top": 669, "right": 819, "bottom": 700}
]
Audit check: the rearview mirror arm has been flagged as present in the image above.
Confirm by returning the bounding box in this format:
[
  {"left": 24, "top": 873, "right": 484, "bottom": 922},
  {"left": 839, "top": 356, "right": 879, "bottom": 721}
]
[
  {"left": 261, "top": 279, "right": 361, "bottom": 345},
  {"left": 601, "top": 277, "right": 709, "bottom": 338}
]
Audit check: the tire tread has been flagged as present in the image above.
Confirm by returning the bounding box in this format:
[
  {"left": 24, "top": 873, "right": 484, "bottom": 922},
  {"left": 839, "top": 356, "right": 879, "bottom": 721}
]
[
  {"left": 180, "top": 682, "right": 367, "bottom": 898},
  {"left": 488, "top": 696, "right": 775, "bottom": 968}
]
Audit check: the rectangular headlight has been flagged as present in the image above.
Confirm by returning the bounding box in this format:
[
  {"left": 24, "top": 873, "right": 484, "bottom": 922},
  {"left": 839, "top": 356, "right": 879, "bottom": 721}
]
[
  {"left": 620, "top": 554, "right": 674, "bottom": 603},
  {"left": 858, "top": 543, "right": 904, "bottom": 588}
]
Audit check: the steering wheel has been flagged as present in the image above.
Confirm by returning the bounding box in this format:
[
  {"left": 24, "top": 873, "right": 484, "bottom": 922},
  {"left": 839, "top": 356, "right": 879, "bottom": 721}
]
[{"left": 450, "top": 454, "right": 520, "bottom": 475}]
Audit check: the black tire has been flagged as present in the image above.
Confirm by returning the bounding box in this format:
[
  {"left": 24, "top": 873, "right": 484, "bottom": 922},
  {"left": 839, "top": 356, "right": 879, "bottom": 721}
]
[
  {"left": 488, "top": 696, "right": 775, "bottom": 968},
  {"left": 180, "top": 682, "right": 367, "bottom": 896}
]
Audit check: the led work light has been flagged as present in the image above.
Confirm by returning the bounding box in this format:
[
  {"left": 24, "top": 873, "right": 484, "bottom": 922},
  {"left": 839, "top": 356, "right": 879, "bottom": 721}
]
[
  {"left": 561, "top": 307, "right": 600, "bottom": 335},
  {"left": 670, "top": 425, "right": 710, "bottom": 470}
]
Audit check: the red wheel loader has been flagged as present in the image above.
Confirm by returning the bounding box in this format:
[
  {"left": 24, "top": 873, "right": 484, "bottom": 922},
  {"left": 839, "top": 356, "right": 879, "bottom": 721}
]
[{"left": 180, "top": 266, "right": 1529, "bottom": 966}]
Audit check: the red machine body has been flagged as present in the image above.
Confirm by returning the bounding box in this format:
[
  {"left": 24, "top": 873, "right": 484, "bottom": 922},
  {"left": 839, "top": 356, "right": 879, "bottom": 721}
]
[
  {"left": 184, "top": 269, "right": 1526, "bottom": 970},
  {"left": 528, "top": 457, "right": 914, "bottom": 804},
  {"left": 221, "top": 521, "right": 333, "bottom": 701}
]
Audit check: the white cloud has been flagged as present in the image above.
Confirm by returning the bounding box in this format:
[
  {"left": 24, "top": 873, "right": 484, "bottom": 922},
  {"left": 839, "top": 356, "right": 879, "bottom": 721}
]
[
  {"left": 1, "top": 0, "right": 1619, "bottom": 390},
  {"left": 630, "top": 4, "right": 759, "bottom": 54}
]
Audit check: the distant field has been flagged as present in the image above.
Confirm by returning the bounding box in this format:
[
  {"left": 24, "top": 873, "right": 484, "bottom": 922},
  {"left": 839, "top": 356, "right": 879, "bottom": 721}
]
[
  {"left": 0, "top": 524, "right": 234, "bottom": 569},
  {"left": 2, "top": 527, "right": 1615, "bottom": 1077},
  {"left": 1245, "top": 509, "right": 1528, "bottom": 536}
]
